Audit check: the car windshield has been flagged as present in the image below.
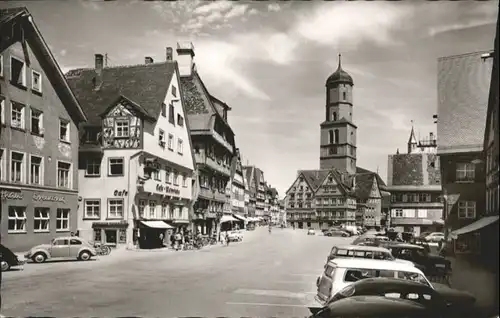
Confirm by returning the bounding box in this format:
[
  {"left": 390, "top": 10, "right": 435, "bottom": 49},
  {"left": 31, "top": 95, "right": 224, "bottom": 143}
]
[{"left": 397, "top": 271, "right": 430, "bottom": 287}]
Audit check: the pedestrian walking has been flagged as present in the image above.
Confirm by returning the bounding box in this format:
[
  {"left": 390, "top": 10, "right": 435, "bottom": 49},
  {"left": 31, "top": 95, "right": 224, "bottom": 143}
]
[
  {"left": 225, "top": 232, "right": 230, "bottom": 246},
  {"left": 159, "top": 232, "right": 164, "bottom": 247}
]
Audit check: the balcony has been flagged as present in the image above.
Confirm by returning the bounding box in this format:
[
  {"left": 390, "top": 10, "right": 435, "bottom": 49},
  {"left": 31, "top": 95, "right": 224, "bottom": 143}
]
[
  {"left": 194, "top": 152, "right": 231, "bottom": 176},
  {"left": 198, "top": 187, "right": 227, "bottom": 202},
  {"left": 212, "top": 131, "right": 233, "bottom": 152}
]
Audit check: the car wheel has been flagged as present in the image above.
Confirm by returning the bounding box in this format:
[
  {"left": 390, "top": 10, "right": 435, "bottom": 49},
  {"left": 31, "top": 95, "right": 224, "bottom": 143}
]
[
  {"left": 79, "top": 250, "right": 92, "bottom": 261},
  {"left": 32, "top": 252, "right": 47, "bottom": 264},
  {"left": 1, "top": 261, "right": 10, "bottom": 272}
]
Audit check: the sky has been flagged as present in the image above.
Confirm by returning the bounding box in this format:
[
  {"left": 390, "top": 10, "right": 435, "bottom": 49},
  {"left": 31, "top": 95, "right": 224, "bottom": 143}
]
[{"left": 3, "top": 0, "right": 498, "bottom": 196}]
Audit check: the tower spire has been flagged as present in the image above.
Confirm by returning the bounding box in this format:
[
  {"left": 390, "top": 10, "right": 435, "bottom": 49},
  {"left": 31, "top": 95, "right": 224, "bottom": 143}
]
[
  {"left": 338, "top": 53, "right": 342, "bottom": 69},
  {"left": 407, "top": 120, "right": 417, "bottom": 153}
]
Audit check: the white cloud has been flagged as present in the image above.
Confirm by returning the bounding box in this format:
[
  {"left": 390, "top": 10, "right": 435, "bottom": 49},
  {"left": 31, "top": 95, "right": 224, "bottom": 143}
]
[
  {"left": 194, "top": 1, "right": 233, "bottom": 14},
  {"left": 268, "top": 3, "right": 281, "bottom": 12},
  {"left": 196, "top": 40, "right": 271, "bottom": 101},
  {"left": 294, "top": 2, "right": 411, "bottom": 48},
  {"left": 60, "top": 49, "right": 67, "bottom": 57},
  {"left": 226, "top": 4, "right": 248, "bottom": 19},
  {"left": 428, "top": 19, "right": 497, "bottom": 36}
]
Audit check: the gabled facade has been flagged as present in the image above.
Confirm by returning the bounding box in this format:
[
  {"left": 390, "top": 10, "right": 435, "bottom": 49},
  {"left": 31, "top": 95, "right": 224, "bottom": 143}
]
[
  {"left": 66, "top": 49, "right": 195, "bottom": 249},
  {"left": 284, "top": 167, "right": 386, "bottom": 230},
  {"left": 285, "top": 171, "right": 315, "bottom": 227},
  {"left": 0, "top": 7, "right": 87, "bottom": 252},
  {"left": 387, "top": 126, "right": 444, "bottom": 236},
  {"left": 177, "top": 42, "right": 236, "bottom": 236}
]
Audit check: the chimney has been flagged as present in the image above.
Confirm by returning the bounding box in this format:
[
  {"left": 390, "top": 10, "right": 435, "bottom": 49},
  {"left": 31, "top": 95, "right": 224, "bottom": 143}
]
[
  {"left": 176, "top": 41, "right": 195, "bottom": 77},
  {"left": 94, "top": 54, "right": 104, "bottom": 89},
  {"left": 166, "top": 47, "right": 173, "bottom": 61},
  {"left": 145, "top": 57, "right": 154, "bottom": 64}
]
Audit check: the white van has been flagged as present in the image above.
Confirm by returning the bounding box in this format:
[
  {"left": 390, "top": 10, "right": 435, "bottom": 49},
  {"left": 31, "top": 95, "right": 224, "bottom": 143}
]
[{"left": 315, "top": 258, "right": 431, "bottom": 306}]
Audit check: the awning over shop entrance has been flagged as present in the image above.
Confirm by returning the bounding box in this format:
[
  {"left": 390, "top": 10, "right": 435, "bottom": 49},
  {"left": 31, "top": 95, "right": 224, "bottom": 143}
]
[
  {"left": 449, "top": 216, "right": 499, "bottom": 239},
  {"left": 232, "top": 214, "right": 247, "bottom": 222},
  {"left": 220, "top": 215, "right": 238, "bottom": 223},
  {"left": 140, "top": 221, "right": 174, "bottom": 229}
]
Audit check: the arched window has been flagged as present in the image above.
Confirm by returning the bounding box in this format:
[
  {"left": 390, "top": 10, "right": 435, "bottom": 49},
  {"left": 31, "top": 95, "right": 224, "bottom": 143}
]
[
  {"left": 332, "top": 112, "right": 337, "bottom": 121},
  {"left": 334, "top": 129, "right": 339, "bottom": 144},
  {"left": 329, "top": 130, "right": 334, "bottom": 144},
  {"left": 343, "top": 91, "right": 347, "bottom": 100}
]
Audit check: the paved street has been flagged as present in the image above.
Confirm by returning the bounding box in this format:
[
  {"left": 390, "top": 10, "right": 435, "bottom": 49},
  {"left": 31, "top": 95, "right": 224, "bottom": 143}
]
[{"left": 1, "top": 228, "right": 351, "bottom": 317}]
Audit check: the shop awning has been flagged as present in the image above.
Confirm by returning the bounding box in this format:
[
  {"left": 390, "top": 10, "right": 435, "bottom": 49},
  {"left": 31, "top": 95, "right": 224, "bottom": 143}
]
[
  {"left": 220, "top": 215, "right": 238, "bottom": 223},
  {"left": 140, "top": 221, "right": 174, "bottom": 229},
  {"left": 233, "top": 214, "right": 247, "bottom": 222},
  {"left": 449, "top": 216, "right": 499, "bottom": 239}
]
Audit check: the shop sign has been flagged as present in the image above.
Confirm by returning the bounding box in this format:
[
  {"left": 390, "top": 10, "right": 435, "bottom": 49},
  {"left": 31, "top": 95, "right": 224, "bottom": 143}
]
[
  {"left": 114, "top": 190, "right": 129, "bottom": 196},
  {"left": 156, "top": 184, "right": 180, "bottom": 196},
  {"left": 1, "top": 190, "right": 23, "bottom": 200},
  {"left": 33, "top": 194, "right": 65, "bottom": 203}
]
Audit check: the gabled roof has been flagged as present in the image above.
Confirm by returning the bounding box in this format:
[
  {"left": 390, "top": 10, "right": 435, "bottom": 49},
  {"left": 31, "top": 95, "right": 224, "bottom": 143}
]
[
  {"left": 100, "top": 95, "right": 153, "bottom": 120},
  {"left": 179, "top": 67, "right": 233, "bottom": 134},
  {"left": 355, "top": 173, "right": 376, "bottom": 200},
  {"left": 65, "top": 62, "right": 176, "bottom": 125},
  {"left": 300, "top": 170, "right": 331, "bottom": 192},
  {"left": 437, "top": 50, "right": 493, "bottom": 154},
  {"left": 356, "top": 166, "right": 386, "bottom": 188},
  {"left": 0, "top": 7, "right": 87, "bottom": 123}
]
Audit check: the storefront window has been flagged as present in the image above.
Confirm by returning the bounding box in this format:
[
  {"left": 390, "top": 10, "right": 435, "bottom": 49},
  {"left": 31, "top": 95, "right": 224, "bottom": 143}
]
[
  {"left": 455, "top": 233, "right": 480, "bottom": 254},
  {"left": 105, "top": 229, "right": 117, "bottom": 244},
  {"left": 119, "top": 229, "right": 127, "bottom": 243}
]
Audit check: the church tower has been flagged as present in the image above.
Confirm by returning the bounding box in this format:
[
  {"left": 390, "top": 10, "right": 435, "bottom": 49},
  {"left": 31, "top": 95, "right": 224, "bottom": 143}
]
[{"left": 319, "top": 54, "right": 357, "bottom": 174}]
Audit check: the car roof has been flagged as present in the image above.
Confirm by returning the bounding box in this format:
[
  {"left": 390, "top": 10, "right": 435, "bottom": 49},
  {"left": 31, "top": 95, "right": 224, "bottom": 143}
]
[
  {"left": 328, "top": 258, "right": 424, "bottom": 273},
  {"left": 351, "top": 277, "right": 434, "bottom": 290},
  {"left": 335, "top": 245, "right": 391, "bottom": 253},
  {"left": 325, "top": 295, "right": 428, "bottom": 315}
]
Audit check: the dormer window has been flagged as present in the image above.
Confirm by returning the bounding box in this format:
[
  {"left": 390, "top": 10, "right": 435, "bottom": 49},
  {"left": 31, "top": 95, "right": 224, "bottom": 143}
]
[
  {"left": 115, "top": 120, "right": 129, "bottom": 137},
  {"left": 172, "top": 85, "right": 177, "bottom": 97}
]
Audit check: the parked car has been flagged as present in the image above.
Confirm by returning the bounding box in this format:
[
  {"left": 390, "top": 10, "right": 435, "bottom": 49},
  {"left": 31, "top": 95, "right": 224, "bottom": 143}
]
[
  {"left": 0, "top": 244, "right": 25, "bottom": 271},
  {"left": 325, "top": 245, "right": 416, "bottom": 267},
  {"left": 310, "top": 295, "right": 430, "bottom": 318},
  {"left": 386, "top": 243, "right": 452, "bottom": 277},
  {"left": 352, "top": 234, "right": 390, "bottom": 246},
  {"left": 424, "top": 232, "right": 445, "bottom": 243},
  {"left": 324, "top": 229, "right": 350, "bottom": 237},
  {"left": 315, "top": 258, "right": 431, "bottom": 307},
  {"left": 24, "top": 236, "right": 97, "bottom": 263},
  {"left": 227, "top": 230, "right": 243, "bottom": 242},
  {"left": 314, "top": 277, "right": 476, "bottom": 318},
  {"left": 308, "top": 228, "right": 316, "bottom": 235}
]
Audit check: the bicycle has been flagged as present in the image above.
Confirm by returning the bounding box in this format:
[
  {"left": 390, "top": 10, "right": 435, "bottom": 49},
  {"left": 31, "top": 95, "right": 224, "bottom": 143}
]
[{"left": 93, "top": 242, "right": 111, "bottom": 256}]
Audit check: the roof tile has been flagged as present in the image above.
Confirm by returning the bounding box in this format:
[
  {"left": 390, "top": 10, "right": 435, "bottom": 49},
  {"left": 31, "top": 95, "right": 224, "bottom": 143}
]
[
  {"left": 437, "top": 51, "right": 493, "bottom": 153},
  {"left": 65, "top": 62, "right": 176, "bottom": 125}
]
